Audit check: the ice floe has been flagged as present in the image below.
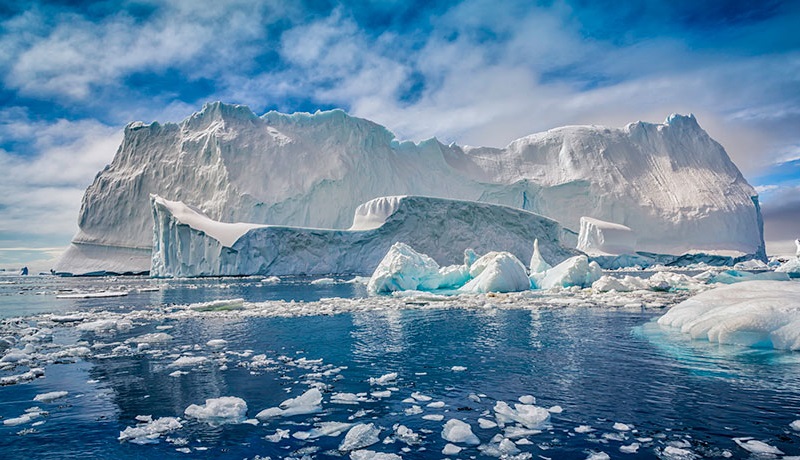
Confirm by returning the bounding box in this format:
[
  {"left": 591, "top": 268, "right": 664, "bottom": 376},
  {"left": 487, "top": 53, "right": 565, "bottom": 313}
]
[
  {"left": 658, "top": 280, "right": 800, "bottom": 350},
  {"left": 441, "top": 419, "right": 480, "bottom": 445},
  {"left": 119, "top": 416, "right": 183, "bottom": 444},
  {"left": 183, "top": 396, "right": 248, "bottom": 425},
  {"left": 33, "top": 391, "right": 68, "bottom": 402},
  {"left": 339, "top": 423, "right": 382, "bottom": 451},
  {"left": 256, "top": 388, "right": 322, "bottom": 420}
]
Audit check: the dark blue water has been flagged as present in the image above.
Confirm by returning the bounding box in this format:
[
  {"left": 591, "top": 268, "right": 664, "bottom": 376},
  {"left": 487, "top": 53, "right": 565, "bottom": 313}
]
[{"left": 0, "top": 276, "right": 799, "bottom": 459}]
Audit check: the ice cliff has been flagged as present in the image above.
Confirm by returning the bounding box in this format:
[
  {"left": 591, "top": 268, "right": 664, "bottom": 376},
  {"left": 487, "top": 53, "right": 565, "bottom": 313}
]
[
  {"left": 56, "top": 102, "right": 764, "bottom": 274},
  {"left": 150, "top": 195, "right": 575, "bottom": 277}
]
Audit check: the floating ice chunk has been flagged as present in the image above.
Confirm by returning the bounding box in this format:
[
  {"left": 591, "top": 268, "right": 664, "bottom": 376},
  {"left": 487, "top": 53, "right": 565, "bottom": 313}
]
[
  {"left": 261, "top": 276, "right": 281, "bottom": 284},
  {"left": 620, "top": 443, "right": 640, "bottom": 454},
  {"left": 493, "top": 401, "right": 550, "bottom": 429},
  {"left": 708, "top": 269, "right": 789, "bottom": 284},
  {"left": 264, "top": 428, "right": 290, "bottom": 442},
  {"left": 3, "top": 408, "right": 45, "bottom": 426},
  {"left": 118, "top": 416, "right": 183, "bottom": 444},
  {"left": 451, "top": 365, "right": 467, "bottom": 372},
  {"left": 393, "top": 424, "right": 421, "bottom": 445},
  {"left": 188, "top": 298, "right": 245, "bottom": 311},
  {"left": 311, "top": 277, "right": 336, "bottom": 285},
  {"left": 658, "top": 281, "right": 800, "bottom": 350},
  {"left": 529, "top": 239, "right": 552, "bottom": 274},
  {"left": 404, "top": 405, "right": 423, "bottom": 416},
  {"left": 548, "top": 405, "right": 563, "bottom": 413},
  {"left": 733, "top": 438, "right": 783, "bottom": 455},
  {"left": 460, "top": 252, "right": 530, "bottom": 293},
  {"left": 33, "top": 391, "right": 68, "bottom": 402},
  {"left": 130, "top": 332, "right": 173, "bottom": 343},
  {"left": 256, "top": 388, "right": 323, "bottom": 420},
  {"left": 586, "top": 451, "right": 610, "bottom": 460},
  {"left": 776, "top": 257, "right": 800, "bottom": 275},
  {"left": 518, "top": 395, "right": 535, "bottom": 405},
  {"left": 169, "top": 356, "right": 208, "bottom": 367},
  {"left": 592, "top": 275, "right": 650, "bottom": 292},
  {"left": 332, "top": 392, "right": 367, "bottom": 404},
  {"left": 349, "top": 450, "right": 401, "bottom": 460},
  {"left": 56, "top": 291, "right": 128, "bottom": 299},
  {"left": 733, "top": 259, "right": 769, "bottom": 270},
  {"left": 293, "top": 422, "right": 352, "bottom": 440},
  {"left": 77, "top": 319, "right": 132, "bottom": 332},
  {"left": 575, "top": 425, "right": 595, "bottom": 433},
  {"left": 427, "top": 401, "right": 445, "bottom": 408},
  {"left": 613, "top": 422, "right": 631, "bottom": 431},
  {"left": 650, "top": 271, "right": 703, "bottom": 291},
  {"left": 791, "top": 419, "right": 800, "bottom": 431},
  {"left": 0, "top": 367, "right": 45, "bottom": 385},
  {"left": 184, "top": 396, "right": 247, "bottom": 425},
  {"left": 478, "top": 418, "right": 497, "bottom": 429},
  {"left": 369, "top": 372, "right": 398, "bottom": 385},
  {"left": 503, "top": 426, "right": 541, "bottom": 439},
  {"left": 339, "top": 423, "right": 381, "bottom": 451},
  {"left": 371, "top": 390, "right": 392, "bottom": 398},
  {"left": 660, "top": 445, "right": 697, "bottom": 459},
  {"left": 441, "top": 419, "right": 480, "bottom": 445},
  {"left": 368, "top": 243, "right": 442, "bottom": 293},
  {"left": 534, "top": 255, "right": 602, "bottom": 290},
  {"left": 206, "top": 339, "right": 227, "bottom": 348},
  {"left": 422, "top": 414, "right": 444, "bottom": 421},
  {"left": 443, "top": 443, "right": 462, "bottom": 455},
  {"left": 410, "top": 391, "right": 431, "bottom": 402}
]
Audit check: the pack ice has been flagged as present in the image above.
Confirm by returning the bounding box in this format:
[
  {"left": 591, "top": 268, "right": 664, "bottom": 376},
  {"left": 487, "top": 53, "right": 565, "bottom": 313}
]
[
  {"left": 55, "top": 102, "right": 764, "bottom": 275},
  {"left": 150, "top": 194, "right": 575, "bottom": 277}
]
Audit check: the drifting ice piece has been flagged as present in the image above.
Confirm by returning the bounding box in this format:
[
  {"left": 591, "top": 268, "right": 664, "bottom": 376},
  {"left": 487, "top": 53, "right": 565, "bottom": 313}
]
[
  {"left": 459, "top": 252, "right": 530, "bottom": 293},
  {"left": 151, "top": 195, "right": 574, "bottom": 277},
  {"left": 368, "top": 243, "right": 442, "bottom": 293},
  {"left": 529, "top": 238, "right": 551, "bottom": 274},
  {"left": 658, "top": 280, "right": 800, "bottom": 350},
  {"left": 533, "top": 255, "right": 603, "bottom": 290},
  {"left": 577, "top": 217, "right": 637, "bottom": 255}
]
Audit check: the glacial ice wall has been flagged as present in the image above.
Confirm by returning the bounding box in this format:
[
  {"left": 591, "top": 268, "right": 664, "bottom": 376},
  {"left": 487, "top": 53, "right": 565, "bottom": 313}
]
[
  {"left": 151, "top": 195, "right": 576, "bottom": 277},
  {"left": 576, "top": 217, "right": 637, "bottom": 255},
  {"left": 57, "top": 102, "right": 764, "bottom": 274}
]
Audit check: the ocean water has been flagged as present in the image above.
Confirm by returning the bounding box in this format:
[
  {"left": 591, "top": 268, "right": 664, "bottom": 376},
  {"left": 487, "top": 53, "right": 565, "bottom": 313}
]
[{"left": 0, "top": 275, "right": 799, "bottom": 459}]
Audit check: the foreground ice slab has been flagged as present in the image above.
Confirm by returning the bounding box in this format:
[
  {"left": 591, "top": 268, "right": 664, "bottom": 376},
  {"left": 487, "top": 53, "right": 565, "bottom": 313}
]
[
  {"left": 56, "top": 102, "right": 764, "bottom": 274},
  {"left": 533, "top": 255, "right": 603, "bottom": 290},
  {"left": 658, "top": 281, "right": 800, "bottom": 350},
  {"left": 151, "top": 195, "right": 574, "bottom": 277}
]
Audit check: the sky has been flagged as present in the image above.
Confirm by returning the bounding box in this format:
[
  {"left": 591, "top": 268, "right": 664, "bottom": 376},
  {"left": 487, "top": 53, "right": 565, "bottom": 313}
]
[{"left": 1, "top": 0, "right": 799, "bottom": 271}]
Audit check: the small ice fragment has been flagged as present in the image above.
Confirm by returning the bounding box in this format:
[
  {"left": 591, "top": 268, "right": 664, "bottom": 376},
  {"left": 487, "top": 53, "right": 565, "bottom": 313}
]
[
  {"left": 294, "top": 421, "right": 353, "bottom": 440},
  {"left": 261, "top": 276, "right": 281, "bottom": 284},
  {"left": 422, "top": 414, "right": 444, "bottom": 421},
  {"left": 468, "top": 393, "right": 481, "bottom": 403},
  {"left": 791, "top": 420, "right": 800, "bottom": 431},
  {"left": 206, "top": 339, "right": 227, "bottom": 348},
  {"left": 33, "top": 391, "right": 68, "bottom": 402},
  {"left": 349, "top": 450, "right": 401, "bottom": 460},
  {"left": 427, "top": 401, "right": 445, "bottom": 408},
  {"left": 339, "top": 423, "right": 381, "bottom": 451},
  {"left": 393, "top": 424, "right": 421, "bottom": 445},
  {"left": 548, "top": 405, "right": 563, "bottom": 413},
  {"left": 256, "top": 388, "right": 322, "bottom": 420},
  {"left": 733, "top": 438, "right": 783, "bottom": 455},
  {"left": 441, "top": 419, "right": 480, "bottom": 445},
  {"left": 411, "top": 391, "right": 432, "bottom": 402},
  {"left": 169, "top": 356, "right": 208, "bottom": 367},
  {"left": 575, "top": 425, "right": 595, "bottom": 433},
  {"left": 586, "top": 452, "right": 610, "bottom": 460},
  {"left": 369, "top": 372, "right": 398, "bottom": 386},
  {"left": 443, "top": 443, "right": 462, "bottom": 455},
  {"left": 404, "top": 405, "right": 423, "bottom": 416},
  {"left": 451, "top": 366, "right": 467, "bottom": 372},
  {"left": 620, "top": 443, "right": 640, "bottom": 454},
  {"left": 613, "top": 422, "right": 631, "bottom": 431},
  {"left": 119, "top": 417, "right": 183, "bottom": 444},
  {"left": 518, "top": 395, "right": 536, "bottom": 404},
  {"left": 662, "top": 446, "right": 696, "bottom": 458},
  {"left": 135, "top": 415, "right": 152, "bottom": 423},
  {"left": 184, "top": 397, "right": 247, "bottom": 425},
  {"left": 175, "top": 447, "right": 191, "bottom": 454},
  {"left": 169, "top": 370, "right": 188, "bottom": 377},
  {"left": 371, "top": 390, "right": 392, "bottom": 398},
  {"left": 264, "top": 429, "right": 290, "bottom": 442},
  {"left": 493, "top": 401, "right": 550, "bottom": 429},
  {"left": 478, "top": 418, "right": 497, "bottom": 429}
]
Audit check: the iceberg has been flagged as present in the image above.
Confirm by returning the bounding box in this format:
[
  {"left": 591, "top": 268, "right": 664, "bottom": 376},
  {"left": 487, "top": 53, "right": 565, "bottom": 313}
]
[
  {"left": 576, "top": 217, "right": 637, "bottom": 255},
  {"left": 183, "top": 396, "right": 248, "bottom": 425},
  {"left": 151, "top": 194, "right": 574, "bottom": 278},
  {"left": 56, "top": 103, "right": 765, "bottom": 275},
  {"left": 529, "top": 238, "right": 551, "bottom": 274},
  {"left": 459, "top": 252, "right": 530, "bottom": 293},
  {"left": 657, "top": 281, "right": 800, "bottom": 350},
  {"left": 533, "top": 255, "right": 603, "bottom": 290}
]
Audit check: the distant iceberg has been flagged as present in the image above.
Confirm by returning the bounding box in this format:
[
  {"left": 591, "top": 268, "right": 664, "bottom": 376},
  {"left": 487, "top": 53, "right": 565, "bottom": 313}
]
[{"left": 151, "top": 195, "right": 576, "bottom": 278}]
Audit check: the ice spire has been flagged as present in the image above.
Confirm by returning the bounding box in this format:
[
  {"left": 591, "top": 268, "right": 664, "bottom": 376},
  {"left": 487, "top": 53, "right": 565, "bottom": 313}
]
[{"left": 529, "top": 239, "right": 552, "bottom": 274}]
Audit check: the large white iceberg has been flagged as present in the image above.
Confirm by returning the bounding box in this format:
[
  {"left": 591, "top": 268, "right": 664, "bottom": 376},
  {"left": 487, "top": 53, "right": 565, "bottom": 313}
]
[
  {"left": 151, "top": 195, "right": 574, "bottom": 277},
  {"left": 576, "top": 217, "right": 637, "bottom": 255},
  {"left": 459, "top": 252, "right": 530, "bottom": 293},
  {"left": 658, "top": 281, "right": 800, "bottom": 350},
  {"left": 55, "top": 103, "right": 765, "bottom": 275}
]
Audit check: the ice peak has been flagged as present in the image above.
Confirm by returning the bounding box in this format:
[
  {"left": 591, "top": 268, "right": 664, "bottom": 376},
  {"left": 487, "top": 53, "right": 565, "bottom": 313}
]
[{"left": 665, "top": 113, "right": 698, "bottom": 127}]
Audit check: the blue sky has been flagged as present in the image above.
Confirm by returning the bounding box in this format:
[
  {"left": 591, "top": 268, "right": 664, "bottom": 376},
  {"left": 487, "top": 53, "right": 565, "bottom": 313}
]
[{"left": 1, "top": 0, "right": 799, "bottom": 270}]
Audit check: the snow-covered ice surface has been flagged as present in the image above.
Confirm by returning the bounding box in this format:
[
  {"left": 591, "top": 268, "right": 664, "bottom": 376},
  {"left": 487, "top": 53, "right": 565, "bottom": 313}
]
[
  {"left": 56, "top": 103, "right": 764, "bottom": 275},
  {"left": 1, "top": 275, "right": 799, "bottom": 459}
]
